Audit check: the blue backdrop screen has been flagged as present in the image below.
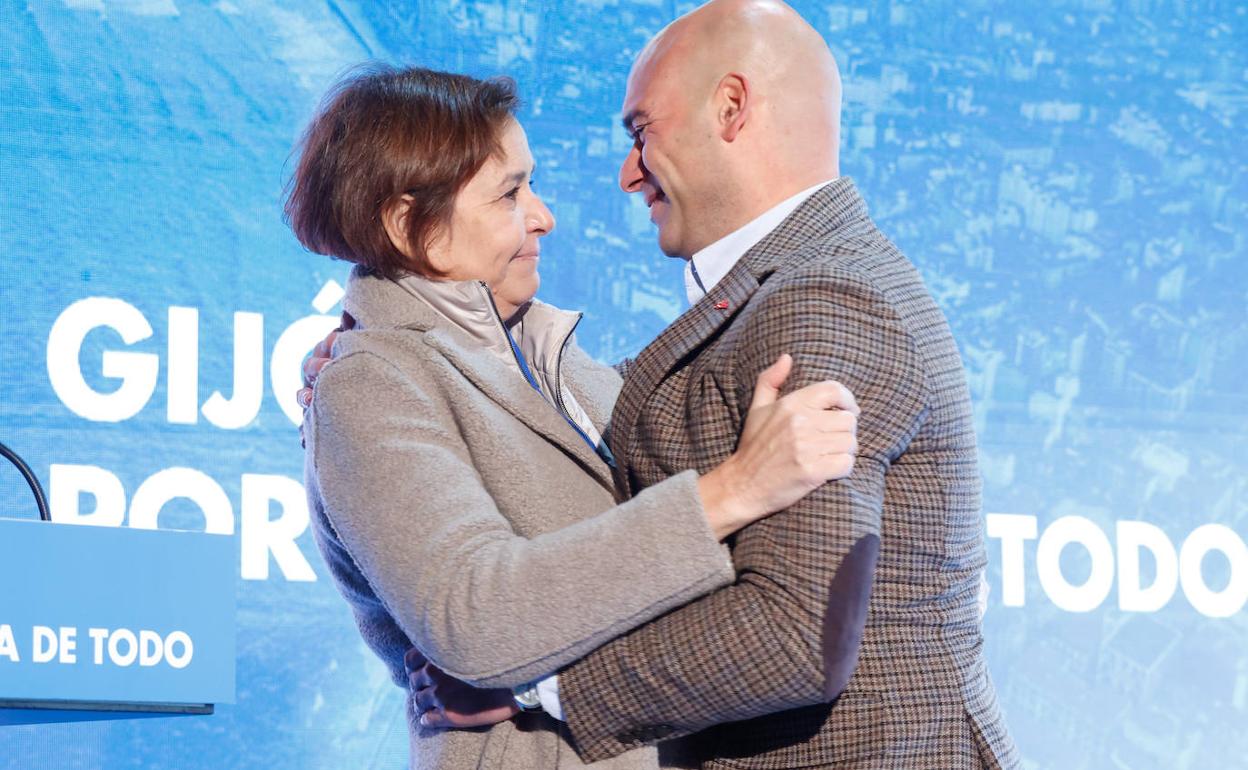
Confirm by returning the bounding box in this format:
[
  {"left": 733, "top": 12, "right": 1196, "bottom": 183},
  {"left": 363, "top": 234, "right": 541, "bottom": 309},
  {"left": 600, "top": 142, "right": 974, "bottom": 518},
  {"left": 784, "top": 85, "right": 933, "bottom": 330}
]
[{"left": 1, "top": 1, "right": 1245, "bottom": 768}]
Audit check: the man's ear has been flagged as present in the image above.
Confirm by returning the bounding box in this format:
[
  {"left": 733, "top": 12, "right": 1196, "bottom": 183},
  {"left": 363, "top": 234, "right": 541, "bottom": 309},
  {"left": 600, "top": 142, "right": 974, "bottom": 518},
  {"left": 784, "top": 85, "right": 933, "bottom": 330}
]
[
  {"left": 715, "top": 73, "right": 750, "bottom": 142},
  {"left": 381, "top": 194, "right": 417, "bottom": 260}
]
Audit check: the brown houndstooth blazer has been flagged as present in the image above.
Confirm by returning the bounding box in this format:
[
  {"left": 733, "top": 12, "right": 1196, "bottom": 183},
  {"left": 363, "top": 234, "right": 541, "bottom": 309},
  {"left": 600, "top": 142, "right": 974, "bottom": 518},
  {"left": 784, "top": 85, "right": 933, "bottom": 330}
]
[{"left": 558, "top": 179, "right": 1020, "bottom": 768}]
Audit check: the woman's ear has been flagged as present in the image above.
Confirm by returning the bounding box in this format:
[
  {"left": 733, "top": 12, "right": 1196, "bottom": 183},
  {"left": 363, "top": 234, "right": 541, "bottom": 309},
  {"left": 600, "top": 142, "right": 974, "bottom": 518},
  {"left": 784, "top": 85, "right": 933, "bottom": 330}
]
[{"left": 381, "top": 194, "right": 417, "bottom": 260}]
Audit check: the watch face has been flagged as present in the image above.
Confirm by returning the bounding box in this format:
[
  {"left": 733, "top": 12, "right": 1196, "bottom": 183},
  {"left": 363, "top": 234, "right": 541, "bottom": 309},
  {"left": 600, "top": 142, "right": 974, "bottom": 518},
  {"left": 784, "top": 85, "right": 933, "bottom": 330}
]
[{"left": 514, "top": 686, "right": 542, "bottom": 710}]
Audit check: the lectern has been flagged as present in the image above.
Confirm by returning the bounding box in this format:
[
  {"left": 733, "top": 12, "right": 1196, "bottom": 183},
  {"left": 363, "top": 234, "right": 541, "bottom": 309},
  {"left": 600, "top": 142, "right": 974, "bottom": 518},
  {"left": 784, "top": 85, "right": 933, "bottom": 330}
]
[{"left": 0, "top": 519, "right": 235, "bottom": 725}]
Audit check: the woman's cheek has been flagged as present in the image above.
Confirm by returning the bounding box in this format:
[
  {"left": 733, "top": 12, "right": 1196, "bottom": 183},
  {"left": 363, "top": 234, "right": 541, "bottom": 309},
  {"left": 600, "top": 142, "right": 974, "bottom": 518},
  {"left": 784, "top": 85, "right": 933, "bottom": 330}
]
[
  {"left": 493, "top": 261, "right": 510, "bottom": 289},
  {"left": 500, "top": 224, "right": 527, "bottom": 279}
]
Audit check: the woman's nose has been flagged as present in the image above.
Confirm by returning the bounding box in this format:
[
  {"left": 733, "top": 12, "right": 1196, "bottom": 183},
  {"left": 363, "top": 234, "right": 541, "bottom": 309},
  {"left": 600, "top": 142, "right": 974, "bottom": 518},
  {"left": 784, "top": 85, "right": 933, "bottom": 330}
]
[{"left": 528, "top": 194, "right": 555, "bottom": 235}]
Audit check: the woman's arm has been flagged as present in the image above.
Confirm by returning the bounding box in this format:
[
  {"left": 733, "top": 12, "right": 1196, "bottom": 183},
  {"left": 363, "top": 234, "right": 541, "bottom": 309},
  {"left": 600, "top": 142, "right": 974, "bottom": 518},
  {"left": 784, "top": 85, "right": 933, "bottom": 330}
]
[{"left": 308, "top": 349, "right": 735, "bottom": 690}]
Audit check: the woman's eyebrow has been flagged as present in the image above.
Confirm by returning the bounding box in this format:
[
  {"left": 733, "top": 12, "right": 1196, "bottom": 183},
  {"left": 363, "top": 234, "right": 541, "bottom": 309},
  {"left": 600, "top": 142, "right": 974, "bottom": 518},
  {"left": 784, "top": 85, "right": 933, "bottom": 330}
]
[
  {"left": 498, "top": 165, "right": 537, "bottom": 189},
  {"left": 498, "top": 170, "right": 526, "bottom": 188}
]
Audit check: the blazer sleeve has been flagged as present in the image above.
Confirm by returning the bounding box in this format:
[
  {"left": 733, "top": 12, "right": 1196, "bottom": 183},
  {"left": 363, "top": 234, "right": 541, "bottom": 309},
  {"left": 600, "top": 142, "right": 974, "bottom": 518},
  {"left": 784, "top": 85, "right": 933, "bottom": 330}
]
[
  {"left": 558, "top": 266, "right": 930, "bottom": 761},
  {"left": 305, "top": 350, "right": 733, "bottom": 690}
]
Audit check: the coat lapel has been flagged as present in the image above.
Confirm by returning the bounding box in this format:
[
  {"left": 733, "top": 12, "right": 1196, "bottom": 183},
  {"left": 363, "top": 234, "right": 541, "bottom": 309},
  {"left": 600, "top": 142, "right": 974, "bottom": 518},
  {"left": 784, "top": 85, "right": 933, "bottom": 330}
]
[
  {"left": 559, "top": 345, "right": 623, "bottom": 437},
  {"left": 423, "top": 328, "right": 616, "bottom": 492},
  {"left": 344, "top": 266, "right": 616, "bottom": 493}
]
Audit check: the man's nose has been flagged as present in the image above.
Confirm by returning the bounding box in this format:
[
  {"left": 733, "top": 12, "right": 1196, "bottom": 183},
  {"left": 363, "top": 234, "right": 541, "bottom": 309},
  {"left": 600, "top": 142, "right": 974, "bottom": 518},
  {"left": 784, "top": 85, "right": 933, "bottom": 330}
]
[{"left": 618, "top": 144, "right": 644, "bottom": 193}]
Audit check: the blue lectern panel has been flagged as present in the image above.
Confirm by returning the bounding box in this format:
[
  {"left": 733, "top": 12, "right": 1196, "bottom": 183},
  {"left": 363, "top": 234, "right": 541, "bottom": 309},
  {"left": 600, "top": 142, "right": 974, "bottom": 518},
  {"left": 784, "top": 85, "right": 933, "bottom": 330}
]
[{"left": 0, "top": 520, "right": 234, "bottom": 707}]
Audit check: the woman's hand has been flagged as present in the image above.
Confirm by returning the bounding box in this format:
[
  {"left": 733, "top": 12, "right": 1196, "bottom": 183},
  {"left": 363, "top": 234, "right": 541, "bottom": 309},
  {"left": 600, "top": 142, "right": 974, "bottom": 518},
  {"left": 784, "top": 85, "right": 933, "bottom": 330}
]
[
  {"left": 698, "top": 354, "right": 859, "bottom": 539},
  {"left": 405, "top": 648, "right": 519, "bottom": 729}
]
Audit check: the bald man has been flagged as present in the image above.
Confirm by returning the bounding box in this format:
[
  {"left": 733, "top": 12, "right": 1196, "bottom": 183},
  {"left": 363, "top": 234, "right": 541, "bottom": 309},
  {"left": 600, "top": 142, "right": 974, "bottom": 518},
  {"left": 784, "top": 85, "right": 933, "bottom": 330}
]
[{"left": 495, "top": 1, "right": 1021, "bottom": 767}]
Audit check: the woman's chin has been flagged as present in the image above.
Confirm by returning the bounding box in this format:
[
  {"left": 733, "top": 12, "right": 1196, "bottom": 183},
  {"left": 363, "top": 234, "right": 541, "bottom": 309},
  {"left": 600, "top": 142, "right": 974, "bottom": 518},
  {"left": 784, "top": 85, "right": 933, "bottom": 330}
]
[{"left": 494, "top": 272, "right": 541, "bottom": 316}]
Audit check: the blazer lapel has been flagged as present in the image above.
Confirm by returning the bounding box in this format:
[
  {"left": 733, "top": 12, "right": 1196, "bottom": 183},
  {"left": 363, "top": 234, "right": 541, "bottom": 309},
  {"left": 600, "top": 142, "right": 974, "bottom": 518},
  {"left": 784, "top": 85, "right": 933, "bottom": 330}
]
[
  {"left": 424, "top": 328, "right": 616, "bottom": 492},
  {"left": 608, "top": 264, "right": 761, "bottom": 490},
  {"left": 609, "top": 178, "right": 870, "bottom": 490}
]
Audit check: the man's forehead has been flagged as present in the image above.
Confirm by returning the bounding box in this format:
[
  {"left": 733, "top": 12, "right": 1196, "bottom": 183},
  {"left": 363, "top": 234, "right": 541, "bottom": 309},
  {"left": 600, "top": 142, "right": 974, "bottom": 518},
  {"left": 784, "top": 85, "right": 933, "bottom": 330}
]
[
  {"left": 620, "top": 53, "right": 665, "bottom": 117},
  {"left": 622, "top": 23, "right": 691, "bottom": 113},
  {"left": 621, "top": 63, "right": 647, "bottom": 108}
]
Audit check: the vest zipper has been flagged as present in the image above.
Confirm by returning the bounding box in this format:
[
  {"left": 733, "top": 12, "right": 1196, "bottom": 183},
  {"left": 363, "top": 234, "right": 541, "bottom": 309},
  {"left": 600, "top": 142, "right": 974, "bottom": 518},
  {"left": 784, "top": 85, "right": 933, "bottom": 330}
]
[
  {"left": 552, "top": 313, "right": 581, "bottom": 420},
  {"left": 480, "top": 282, "right": 534, "bottom": 391},
  {"left": 480, "top": 283, "right": 609, "bottom": 465}
]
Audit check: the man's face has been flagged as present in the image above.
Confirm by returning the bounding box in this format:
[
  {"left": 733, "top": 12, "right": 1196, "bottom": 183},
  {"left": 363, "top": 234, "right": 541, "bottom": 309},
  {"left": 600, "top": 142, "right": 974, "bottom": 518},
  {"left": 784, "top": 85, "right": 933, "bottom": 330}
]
[{"left": 618, "top": 58, "right": 707, "bottom": 259}]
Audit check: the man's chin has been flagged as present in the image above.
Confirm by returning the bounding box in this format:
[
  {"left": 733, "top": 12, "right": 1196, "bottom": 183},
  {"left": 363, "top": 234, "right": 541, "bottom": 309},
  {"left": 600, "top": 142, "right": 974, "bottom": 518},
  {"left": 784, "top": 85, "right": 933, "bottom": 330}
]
[{"left": 657, "top": 237, "right": 689, "bottom": 260}]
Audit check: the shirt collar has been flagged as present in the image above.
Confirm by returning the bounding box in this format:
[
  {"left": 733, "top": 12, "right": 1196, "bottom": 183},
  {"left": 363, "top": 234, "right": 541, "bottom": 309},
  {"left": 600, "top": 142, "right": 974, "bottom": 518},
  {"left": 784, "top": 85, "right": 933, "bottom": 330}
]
[{"left": 683, "top": 178, "right": 839, "bottom": 305}]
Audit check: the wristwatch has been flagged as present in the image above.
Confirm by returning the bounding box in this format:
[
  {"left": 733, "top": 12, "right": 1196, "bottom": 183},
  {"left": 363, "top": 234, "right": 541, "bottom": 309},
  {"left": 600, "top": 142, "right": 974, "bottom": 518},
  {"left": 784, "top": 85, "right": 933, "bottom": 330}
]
[{"left": 512, "top": 682, "right": 543, "bottom": 712}]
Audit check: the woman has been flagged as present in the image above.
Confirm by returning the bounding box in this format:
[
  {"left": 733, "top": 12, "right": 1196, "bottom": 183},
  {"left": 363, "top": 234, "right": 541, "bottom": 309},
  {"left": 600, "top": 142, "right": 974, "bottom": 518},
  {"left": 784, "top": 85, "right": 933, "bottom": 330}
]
[{"left": 285, "top": 64, "right": 858, "bottom": 769}]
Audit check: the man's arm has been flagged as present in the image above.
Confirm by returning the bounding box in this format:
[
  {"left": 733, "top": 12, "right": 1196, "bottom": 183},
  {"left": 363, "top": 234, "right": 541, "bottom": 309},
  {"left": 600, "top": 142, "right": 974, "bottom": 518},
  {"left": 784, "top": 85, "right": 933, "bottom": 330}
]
[
  {"left": 559, "top": 266, "right": 929, "bottom": 761},
  {"left": 612, "top": 356, "right": 635, "bottom": 379}
]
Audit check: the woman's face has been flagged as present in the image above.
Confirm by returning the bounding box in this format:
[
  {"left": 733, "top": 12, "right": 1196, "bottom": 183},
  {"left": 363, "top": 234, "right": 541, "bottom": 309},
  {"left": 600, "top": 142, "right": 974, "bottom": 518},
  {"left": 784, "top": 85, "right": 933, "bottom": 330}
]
[{"left": 426, "top": 118, "right": 555, "bottom": 320}]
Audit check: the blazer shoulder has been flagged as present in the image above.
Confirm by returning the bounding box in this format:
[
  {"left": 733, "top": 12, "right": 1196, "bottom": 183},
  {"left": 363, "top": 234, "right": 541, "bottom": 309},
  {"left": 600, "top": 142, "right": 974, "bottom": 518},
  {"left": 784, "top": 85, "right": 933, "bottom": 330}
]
[
  {"left": 755, "top": 252, "right": 895, "bottom": 318},
  {"left": 764, "top": 224, "right": 932, "bottom": 320},
  {"left": 775, "top": 218, "right": 913, "bottom": 282}
]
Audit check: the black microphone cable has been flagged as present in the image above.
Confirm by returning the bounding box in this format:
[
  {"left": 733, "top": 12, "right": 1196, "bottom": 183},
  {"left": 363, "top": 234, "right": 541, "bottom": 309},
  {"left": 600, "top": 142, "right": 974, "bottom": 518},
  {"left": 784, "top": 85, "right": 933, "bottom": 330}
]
[{"left": 0, "top": 440, "right": 50, "bottom": 521}]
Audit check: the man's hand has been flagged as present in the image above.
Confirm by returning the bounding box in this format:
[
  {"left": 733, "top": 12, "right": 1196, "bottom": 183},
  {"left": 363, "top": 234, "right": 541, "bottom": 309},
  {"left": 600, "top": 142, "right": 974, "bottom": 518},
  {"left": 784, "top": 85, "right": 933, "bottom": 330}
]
[
  {"left": 297, "top": 312, "right": 355, "bottom": 410},
  {"left": 405, "top": 648, "right": 519, "bottom": 729},
  {"left": 297, "top": 313, "right": 354, "bottom": 448}
]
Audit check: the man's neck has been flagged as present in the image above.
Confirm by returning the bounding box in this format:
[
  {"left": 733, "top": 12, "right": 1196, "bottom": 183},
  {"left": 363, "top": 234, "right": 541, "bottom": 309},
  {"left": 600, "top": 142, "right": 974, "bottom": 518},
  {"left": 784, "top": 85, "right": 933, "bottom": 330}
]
[
  {"left": 695, "top": 172, "right": 840, "bottom": 253},
  {"left": 682, "top": 177, "right": 837, "bottom": 305}
]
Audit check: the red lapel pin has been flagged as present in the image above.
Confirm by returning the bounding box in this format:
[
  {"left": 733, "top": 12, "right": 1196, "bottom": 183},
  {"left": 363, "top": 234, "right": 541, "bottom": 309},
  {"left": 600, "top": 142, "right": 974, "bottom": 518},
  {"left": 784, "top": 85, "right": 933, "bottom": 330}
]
[{"left": 714, "top": 300, "right": 729, "bottom": 310}]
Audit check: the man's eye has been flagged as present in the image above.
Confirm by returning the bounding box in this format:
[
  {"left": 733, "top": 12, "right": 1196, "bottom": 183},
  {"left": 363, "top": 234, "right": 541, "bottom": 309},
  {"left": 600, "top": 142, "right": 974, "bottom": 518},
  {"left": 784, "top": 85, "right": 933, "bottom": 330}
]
[{"left": 503, "top": 186, "right": 520, "bottom": 200}]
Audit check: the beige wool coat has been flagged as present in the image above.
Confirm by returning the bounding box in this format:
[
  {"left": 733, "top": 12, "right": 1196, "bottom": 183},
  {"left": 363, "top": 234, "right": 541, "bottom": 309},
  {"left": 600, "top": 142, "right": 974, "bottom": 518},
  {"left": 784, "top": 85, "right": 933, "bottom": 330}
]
[{"left": 303, "top": 269, "right": 735, "bottom": 770}]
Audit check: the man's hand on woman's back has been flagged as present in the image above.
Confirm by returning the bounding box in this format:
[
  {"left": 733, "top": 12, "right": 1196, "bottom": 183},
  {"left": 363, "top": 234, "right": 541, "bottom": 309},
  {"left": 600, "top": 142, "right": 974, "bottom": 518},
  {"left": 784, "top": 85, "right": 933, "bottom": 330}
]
[{"left": 297, "top": 312, "right": 354, "bottom": 446}]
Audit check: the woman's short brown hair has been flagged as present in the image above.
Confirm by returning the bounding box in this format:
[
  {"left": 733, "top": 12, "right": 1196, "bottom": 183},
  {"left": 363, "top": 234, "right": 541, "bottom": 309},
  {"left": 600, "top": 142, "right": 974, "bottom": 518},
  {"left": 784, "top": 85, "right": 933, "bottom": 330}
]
[{"left": 284, "top": 64, "right": 519, "bottom": 279}]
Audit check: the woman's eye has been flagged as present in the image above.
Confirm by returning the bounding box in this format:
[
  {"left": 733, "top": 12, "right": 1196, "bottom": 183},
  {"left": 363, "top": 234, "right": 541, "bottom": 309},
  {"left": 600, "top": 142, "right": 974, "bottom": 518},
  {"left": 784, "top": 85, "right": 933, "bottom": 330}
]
[{"left": 503, "top": 186, "right": 520, "bottom": 201}]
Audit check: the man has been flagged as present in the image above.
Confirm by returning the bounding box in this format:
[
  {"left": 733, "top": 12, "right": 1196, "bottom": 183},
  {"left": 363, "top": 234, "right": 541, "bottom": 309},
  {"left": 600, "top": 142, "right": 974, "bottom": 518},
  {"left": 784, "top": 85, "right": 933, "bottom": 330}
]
[
  {"left": 309, "top": 0, "right": 1018, "bottom": 766},
  {"left": 526, "top": 1, "right": 1016, "bottom": 765}
]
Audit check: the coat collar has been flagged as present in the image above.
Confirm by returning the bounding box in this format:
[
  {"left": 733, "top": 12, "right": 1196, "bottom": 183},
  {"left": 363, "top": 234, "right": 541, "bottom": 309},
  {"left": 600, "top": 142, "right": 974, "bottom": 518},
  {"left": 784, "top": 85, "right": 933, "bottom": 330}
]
[
  {"left": 738, "top": 176, "right": 868, "bottom": 282},
  {"left": 608, "top": 178, "right": 869, "bottom": 487},
  {"left": 342, "top": 267, "right": 615, "bottom": 492}
]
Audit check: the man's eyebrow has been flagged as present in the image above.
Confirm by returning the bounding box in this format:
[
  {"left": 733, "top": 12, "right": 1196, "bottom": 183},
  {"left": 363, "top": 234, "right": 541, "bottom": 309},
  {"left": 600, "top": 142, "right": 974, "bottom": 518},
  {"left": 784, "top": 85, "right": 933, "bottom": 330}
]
[{"left": 621, "top": 109, "right": 649, "bottom": 132}]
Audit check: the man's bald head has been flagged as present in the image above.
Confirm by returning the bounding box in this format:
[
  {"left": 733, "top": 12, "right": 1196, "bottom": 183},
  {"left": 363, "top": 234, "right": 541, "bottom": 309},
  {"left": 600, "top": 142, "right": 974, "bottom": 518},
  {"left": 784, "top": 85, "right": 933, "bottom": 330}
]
[
  {"left": 618, "top": 0, "right": 842, "bottom": 258},
  {"left": 635, "top": 0, "right": 840, "bottom": 132}
]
